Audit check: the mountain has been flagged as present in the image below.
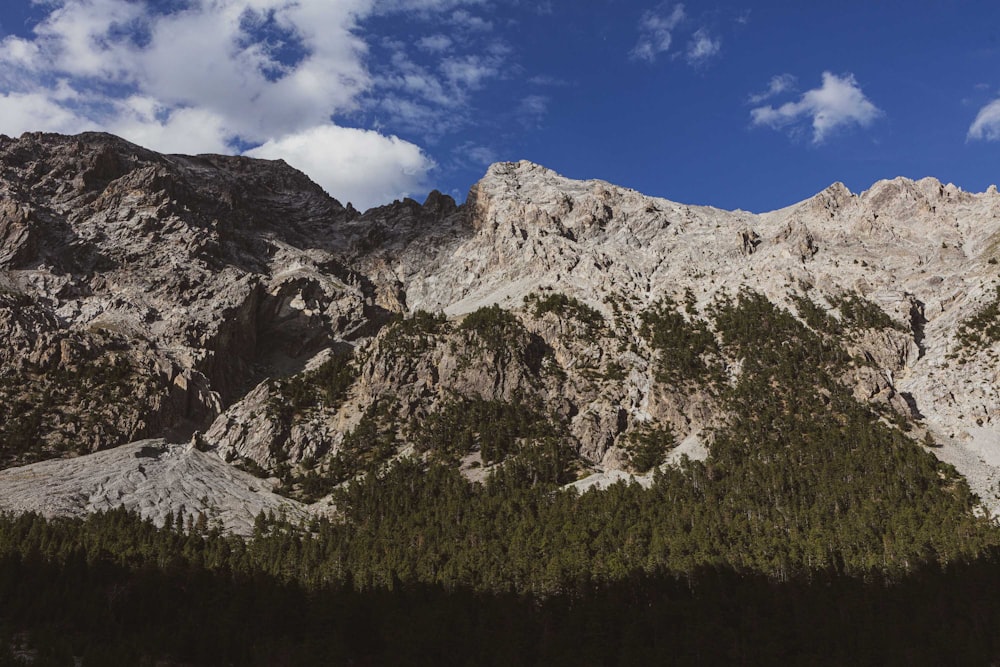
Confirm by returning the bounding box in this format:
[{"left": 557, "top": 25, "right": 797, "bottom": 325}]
[
  {"left": 7, "top": 131, "right": 1000, "bottom": 663},
  {"left": 1, "top": 130, "right": 1000, "bottom": 535}
]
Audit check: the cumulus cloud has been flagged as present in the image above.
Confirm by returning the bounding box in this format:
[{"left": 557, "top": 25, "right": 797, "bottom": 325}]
[
  {"left": 0, "top": 90, "right": 94, "bottom": 136},
  {"left": 0, "top": 0, "right": 474, "bottom": 207},
  {"left": 685, "top": 29, "right": 720, "bottom": 65},
  {"left": 750, "top": 71, "right": 882, "bottom": 143},
  {"left": 631, "top": 4, "right": 686, "bottom": 62},
  {"left": 968, "top": 99, "right": 1000, "bottom": 141},
  {"left": 246, "top": 125, "right": 434, "bottom": 211}
]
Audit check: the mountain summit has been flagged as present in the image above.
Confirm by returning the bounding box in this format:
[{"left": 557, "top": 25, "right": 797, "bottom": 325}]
[{"left": 1, "top": 132, "right": 1000, "bottom": 532}]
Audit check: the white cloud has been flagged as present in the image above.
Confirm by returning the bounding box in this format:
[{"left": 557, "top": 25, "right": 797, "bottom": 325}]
[
  {"left": 451, "top": 9, "right": 493, "bottom": 32},
  {"left": 519, "top": 95, "right": 549, "bottom": 116},
  {"left": 108, "top": 99, "right": 234, "bottom": 155},
  {"left": 0, "top": 90, "right": 93, "bottom": 137},
  {"left": 631, "top": 4, "right": 686, "bottom": 62},
  {"left": 968, "top": 99, "right": 1000, "bottom": 141},
  {"left": 685, "top": 28, "right": 720, "bottom": 65},
  {"left": 0, "top": 37, "right": 41, "bottom": 70},
  {"left": 377, "top": 0, "right": 486, "bottom": 12},
  {"left": 748, "top": 74, "right": 796, "bottom": 104},
  {"left": 0, "top": 0, "right": 478, "bottom": 208},
  {"left": 417, "top": 35, "right": 453, "bottom": 52},
  {"left": 464, "top": 144, "right": 497, "bottom": 165},
  {"left": 440, "top": 54, "right": 501, "bottom": 89},
  {"left": 381, "top": 51, "right": 454, "bottom": 106},
  {"left": 374, "top": 36, "right": 505, "bottom": 138},
  {"left": 528, "top": 75, "right": 569, "bottom": 87},
  {"left": 750, "top": 71, "right": 882, "bottom": 143},
  {"left": 245, "top": 125, "right": 434, "bottom": 211},
  {"left": 517, "top": 94, "right": 549, "bottom": 127},
  {"left": 377, "top": 94, "right": 467, "bottom": 137}
]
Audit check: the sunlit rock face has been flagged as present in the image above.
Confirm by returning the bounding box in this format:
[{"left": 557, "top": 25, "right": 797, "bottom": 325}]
[{"left": 2, "top": 131, "right": 1000, "bottom": 525}]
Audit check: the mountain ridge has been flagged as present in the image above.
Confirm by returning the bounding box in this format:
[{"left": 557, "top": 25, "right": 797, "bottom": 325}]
[{"left": 1, "top": 131, "right": 999, "bottom": 533}]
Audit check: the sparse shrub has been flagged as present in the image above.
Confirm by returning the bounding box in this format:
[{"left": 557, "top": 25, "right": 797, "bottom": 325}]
[
  {"left": 268, "top": 347, "right": 356, "bottom": 423},
  {"left": 524, "top": 292, "right": 606, "bottom": 337}
]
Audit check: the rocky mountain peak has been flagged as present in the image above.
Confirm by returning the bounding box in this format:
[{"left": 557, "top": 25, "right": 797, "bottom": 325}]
[{"left": 3, "top": 132, "right": 1000, "bottom": 532}]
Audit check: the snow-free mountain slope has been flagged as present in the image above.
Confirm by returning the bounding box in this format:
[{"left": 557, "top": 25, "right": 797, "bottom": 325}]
[{"left": 1, "top": 133, "right": 1000, "bottom": 525}]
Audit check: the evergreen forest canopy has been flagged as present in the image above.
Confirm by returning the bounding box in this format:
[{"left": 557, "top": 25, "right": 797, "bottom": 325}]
[{"left": 3, "top": 289, "right": 1000, "bottom": 664}]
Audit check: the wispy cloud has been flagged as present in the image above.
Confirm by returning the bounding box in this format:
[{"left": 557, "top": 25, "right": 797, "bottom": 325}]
[
  {"left": 630, "top": 4, "right": 686, "bottom": 62},
  {"left": 685, "top": 28, "right": 720, "bottom": 66},
  {"left": 517, "top": 94, "right": 549, "bottom": 127},
  {"left": 366, "top": 9, "right": 512, "bottom": 142},
  {"left": 451, "top": 9, "right": 493, "bottom": 32},
  {"left": 528, "top": 75, "right": 570, "bottom": 87},
  {"left": 440, "top": 53, "right": 503, "bottom": 89},
  {"left": 750, "top": 71, "right": 882, "bottom": 144},
  {"left": 416, "top": 34, "right": 453, "bottom": 53},
  {"left": 748, "top": 74, "right": 796, "bottom": 104},
  {"left": 968, "top": 99, "right": 1000, "bottom": 141},
  {"left": 455, "top": 141, "right": 498, "bottom": 167}
]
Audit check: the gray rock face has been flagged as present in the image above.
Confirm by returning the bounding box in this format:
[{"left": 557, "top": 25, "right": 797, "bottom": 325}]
[
  {"left": 2, "top": 133, "right": 1000, "bottom": 523},
  {"left": 0, "top": 132, "right": 368, "bottom": 460}
]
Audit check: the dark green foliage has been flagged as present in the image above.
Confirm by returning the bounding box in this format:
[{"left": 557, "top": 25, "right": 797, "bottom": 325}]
[
  {"left": 602, "top": 360, "right": 626, "bottom": 381},
  {"left": 830, "top": 291, "right": 907, "bottom": 332},
  {"left": 791, "top": 290, "right": 905, "bottom": 338},
  {"left": 706, "top": 290, "right": 989, "bottom": 575},
  {"left": 1, "top": 293, "right": 998, "bottom": 662},
  {"left": 380, "top": 310, "right": 449, "bottom": 356},
  {"left": 712, "top": 289, "right": 851, "bottom": 373},
  {"left": 639, "top": 297, "right": 722, "bottom": 388},
  {"left": 457, "top": 304, "right": 549, "bottom": 375},
  {"left": 624, "top": 422, "right": 675, "bottom": 472},
  {"left": 4, "top": 292, "right": 991, "bottom": 595},
  {"left": 289, "top": 401, "right": 401, "bottom": 503},
  {"left": 683, "top": 288, "right": 698, "bottom": 315},
  {"left": 458, "top": 304, "right": 524, "bottom": 351},
  {"left": 413, "top": 396, "right": 558, "bottom": 465},
  {"left": 955, "top": 286, "right": 1000, "bottom": 357},
  {"left": 790, "top": 292, "right": 842, "bottom": 335},
  {"left": 0, "top": 352, "right": 157, "bottom": 468},
  {"left": 267, "top": 347, "right": 355, "bottom": 423},
  {"left": 4, "top": 509, "right": 1000, "bottom": 664},
  {"left": 336, "top": 402, "right": 399, "bottom": 471},
  {"left": 234, "top": 456, "right": 269, "bottom": 479},
  {"left": 524, "top": 292, "right": 605, "bottom": 337},
  {"left": 489, "top": 436, "right": 579, "bottom": 487}
]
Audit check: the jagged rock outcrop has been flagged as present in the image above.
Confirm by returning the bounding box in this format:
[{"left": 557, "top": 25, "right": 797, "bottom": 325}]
[{"left": 0, "top": 132, "right": 369, "bottom": 461}]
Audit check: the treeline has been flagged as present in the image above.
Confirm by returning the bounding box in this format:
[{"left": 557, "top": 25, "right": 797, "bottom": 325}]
[{"left": 3, "top": 509, "right": 1000, "bottom": 665}]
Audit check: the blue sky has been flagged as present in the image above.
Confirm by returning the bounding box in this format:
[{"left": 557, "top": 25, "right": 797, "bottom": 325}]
[{"left": 0, "top": 1, "right": 997, "bottom": 211}]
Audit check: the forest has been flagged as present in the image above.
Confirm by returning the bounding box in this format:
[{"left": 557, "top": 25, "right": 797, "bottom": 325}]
[{"left": 2, "top": 290, "right": 1000, "bottom": 664}]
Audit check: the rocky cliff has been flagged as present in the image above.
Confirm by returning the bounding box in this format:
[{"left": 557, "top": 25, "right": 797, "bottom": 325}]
[{"left": 2, "top": 132, "right": 1000, "bottom": 531}]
